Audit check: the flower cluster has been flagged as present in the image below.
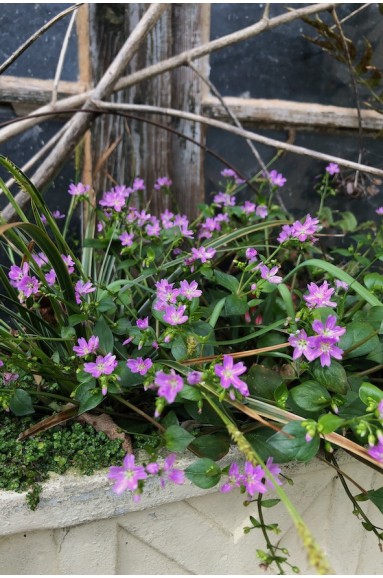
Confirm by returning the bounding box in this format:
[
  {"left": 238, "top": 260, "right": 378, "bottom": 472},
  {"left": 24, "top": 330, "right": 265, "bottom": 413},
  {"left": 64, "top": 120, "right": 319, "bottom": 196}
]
[
  {"left": 221, "top": 458, "right": 282, "bottom": 497},
  {"left": 108, "top": 453, "right": 185, "bottom": 502},
  {"left": 278, "top": 214, "right": 320, "bottom": 244},
  {"left": 289, "top": 315, "right": 345, "bottom": 367}
]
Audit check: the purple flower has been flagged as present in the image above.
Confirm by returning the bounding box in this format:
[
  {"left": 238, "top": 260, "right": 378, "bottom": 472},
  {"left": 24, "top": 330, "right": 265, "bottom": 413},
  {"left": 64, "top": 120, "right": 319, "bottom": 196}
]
[
  {"left": 158, "top": 454, "right": 185, "bottom": 487},
  {"left": 52, "top": 210, "right": 65, "bottom": 220},
  {"left": 243, "top": 462, "right": 267, "bottom": 496},
  {"left": 326, "top": 163, "right": 340, "bottom": 175},
  {"left": 68, "top": 182, "right": 90, "bottom": 196},
  {"left": 108, "top": 454, "right": 148, "bottom": 495},
  {"left": 304, "top": 281, "right": 336, "bottom": 309},
  {"left": 259, "top": 263, "right": 282, "bottom": 284},
  {"left": 163, "top": 305, "right": 188, "bottom": 325},
  {"left": 335, "top": 280, "right": 349, "bottom": 290},
  {"left": 311, "top": 315, "right": 345, "bottom": 340},
  {"left": 245, "top": 248, "right": 258, "bottom": 263},
  {"left": 187, "top": 371, "right": 203, "bottom": 385},
  {"left": 213, "top": 192, "right": 236, "bottom": 207},
  {"left": 269, "top": 170, "right": 286, "bottom": 187},
  {"left": 45, "top": 269, "right": 56, "bottom": 286},
  {"left": 18, "top": 275, "right": 40, "bottom": 298},
  {"left": 179, "top": 280, "right": 202, "bottom": 300},
  {"left": 292, "top": 214, "right": 320, "bottom": 242},
  {"left": 136, "top": 317, "right": 149, "bottom": 330},
  {"left": 73, "top": 336, "right": 99, "bottom": 357},
  {"left": 154, "top": 370, "right": 184, "bottom": 404},
  {"left": 264, "top": 457, "right": 283, "bottom": 488},
  {"left": 99, "top": 191, "right": 126, "bottom": 212},
  {"left": 146, "top": 462, "right": 160, "bottom": 475},
  {"left": 119, "top": 232, "right": 134, "bottom": 247},
  {"left": 377, "top": 400, "right": 383, "bottom": 420},
  {"left": 33, "top": 253, "right": 49, "bottom": 267},
  {"left": 368, "top": 434, "right": 383, "bottom": 463},
  {"left": 190, "top": 246, "right": 216, "bottom": 264},
  {"left": 155, "top": 279, "right": 180, "bottom": 309},
  {"left": 154, "top": 176, "right": 172, "bottom": 190},
  {"left": 256, "top": 205, "right": 268, "bottom": 218},
  {"left": 3, "top": 372, "right": 18, "bottom": 385},
  {"left": 84, "top": 353, "right": 118, "bottom": 378},
  {"left": 243, "top": 201, "right": 256, "bottom": 214},
  {"left": 221, "top": 168, "right": 245, "bottom": 185},
  {"left": 62, "top": 255, "right": 75, "bottom": 274},
  {"left": 277, "top": 224, "right": 294, "bottom": 243},
  {"left": 126, "top": 357, "right": 153, "bottom": 376},
  {"left": 220, "top": 462, "right": 243, "bottom": 493},
  {"left": 8, "top": 263, "right": 29, "bottom": 288},
  {"left": 133, "top": 177, "right": 145, "bottom": 192},
  {"left": 308, "top": 336, "right": 343, "bottom": 367},
  {"left": 214, "top": 355, "right": 249, "bottom": 398},
  {"left": 376, "top": 207, "right": 383, "bottom": 216},
  {"left": 288, "top": 329, "right": 317, "bottom": 362},
  {"left": 75, "top": 280, "right": 96, "bottom": 305}
]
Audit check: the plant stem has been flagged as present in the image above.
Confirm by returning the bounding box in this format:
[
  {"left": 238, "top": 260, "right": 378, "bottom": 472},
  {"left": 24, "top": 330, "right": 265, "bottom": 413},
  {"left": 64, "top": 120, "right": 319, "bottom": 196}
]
[{"left": 112, "top": 394, "right": 165, "bottom": 432}]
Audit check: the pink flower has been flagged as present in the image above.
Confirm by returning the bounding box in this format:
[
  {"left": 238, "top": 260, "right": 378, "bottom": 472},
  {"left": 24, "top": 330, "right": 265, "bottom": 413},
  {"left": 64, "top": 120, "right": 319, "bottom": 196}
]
[
  {"left": 304, "top": 281, "right": 336, "bottom": 309},
  {"left": 179, "top": 280, "right": 202, "bottom": 300},
  {"left": 264, "top": 457, "right": 283, "bottom": 488},
  {"left": 368, "top": 433, "right": 383, "bottom": 463},
  {"left": 62, "top": 255, "right": 75, "bottom": 274},
  {"left": 8, "top": 263, "right": 29, "bottom": 288},
  {"left": 163, "top": 305, "right": 188, "bottom": 325},
  {"left": 326, "top": 163, "right": 340, "bottom": 175},
  {"left": 108, "top": 454, "right": 148, "bottom": 495},
  {"left": 119, "top": 232, "right": 134, "bottom": 247},
  {"left": 84, "top": 353, "right": 118, "bottom": 378},
  {"left": 190, "top": 246, "right": 216, "bottom": 264},
  {"left": 245, "top": 248, "right": 258, "bottom": 263},
  {"left": 18, "top": 275, "right": 40, "bottom": 298},
  {"left": 213, "top": 192, "right": 236, "bottom": 207},
  {"left": 259, "top": 264, "right": 282, "bottom": 284},
  {"left": 308, "top": 336, "right": 343, "bottom": 367},
  {"left": 154, "top": 176, "right": 172, "bottom": 190},
  {"left": 158, "top": 454, "right": 185, "bottom": 487},
  {"left": 311, "top": 315, "right": 345, "bottom": 340},
  {"left": 256, "top": 205, "right": 268, "bottom": 218},
  {"left": 99, "top": 191, "right": 126, "bottom": 212},
  {"left": 133, "top": 178, "right": 145, "bottom": 192},
  {"left": 288, "top": 329, "right": 317, "bottom": 362},
  {"left": 126, "top": 357, "right": 153, "bottom": 376},
  {"left": 335, "top": 280, "right": 349, "bottom": 290},
  {"left": 269, "top": 170, "right": 286, "bottom": 187},
  {"left": 243, "top": 201, "right": 256, "bottom": 214},
  {"left": 73, "top": 336, "right": 99, "bottom": 357},
  {"left": 220, "top": 462, "right": 243, "bottom": 493},
  {"left": 45, "top": 269, "right": 56, "bottom": 286},
  {"left": 214, "top": 355, "right": 249, "bottom": 398},
  {"left": 75, "top": 280, "right": 96, "bottom": 305},
  {"left": 155, "top": 370, "right": 184, "bottom": 404},
  {"left": 243, "top": 462, "right": 267, "bottom": 496},
  {"left": 136, "top": 317, "right": 149, "bottom": 330},
  {"left": 68, "top": 182, "right": 90, "bottom": 196},
  {"left": 292, "top": 214, "right": 320, "bottom": 242},
  {"left": 187, "top": 371, "right": 203, "bottom": 385}
]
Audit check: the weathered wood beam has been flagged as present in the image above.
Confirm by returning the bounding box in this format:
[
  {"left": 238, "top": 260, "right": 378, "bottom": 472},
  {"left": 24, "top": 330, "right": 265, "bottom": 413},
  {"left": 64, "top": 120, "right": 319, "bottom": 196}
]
[
  {"left": 0, "top": 75, "right": 86, "bottom": 106},
  {"left": 202, "top": 96, "right": 383, "bottom": 133}
]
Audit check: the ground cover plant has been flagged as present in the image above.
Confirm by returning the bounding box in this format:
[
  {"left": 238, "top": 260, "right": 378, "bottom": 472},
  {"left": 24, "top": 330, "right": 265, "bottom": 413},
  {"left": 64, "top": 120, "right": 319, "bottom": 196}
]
[{"left": 1, "top": 156, "right": 383, "bottom": 573}]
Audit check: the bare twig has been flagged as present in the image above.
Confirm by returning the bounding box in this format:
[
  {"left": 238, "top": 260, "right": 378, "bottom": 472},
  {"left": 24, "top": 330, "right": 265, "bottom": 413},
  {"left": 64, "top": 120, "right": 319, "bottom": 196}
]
[
  {"left": 0, "top": 3, "right": 334, "bottom": 146},
  {"left": 1, "top": 3, "right": 169, "bottom": 223},
  {"left": 0, "top": 4, "right": 82, "bottom": 76},
  {"left": 91, "top": 101, "right": 383, "bottom": 178},
  {"left": 51, "top": 8, "right": 77, "bottom": 105}
]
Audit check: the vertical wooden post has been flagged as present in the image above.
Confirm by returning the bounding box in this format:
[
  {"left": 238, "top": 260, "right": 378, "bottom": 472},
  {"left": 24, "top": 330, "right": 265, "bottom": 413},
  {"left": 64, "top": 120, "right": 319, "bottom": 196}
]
[
  {"left": 170, "top": 4, "right": 211, "bottom": 218},
  {"left": 88, "top": 4, "right": 210, "bottom": 217}
]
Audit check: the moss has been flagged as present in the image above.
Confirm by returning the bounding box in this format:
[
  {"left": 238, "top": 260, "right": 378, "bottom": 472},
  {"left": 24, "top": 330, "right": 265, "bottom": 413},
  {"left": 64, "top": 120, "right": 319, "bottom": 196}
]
[{"left": 0, "top": 415, "right": 126, "bottom": 508}]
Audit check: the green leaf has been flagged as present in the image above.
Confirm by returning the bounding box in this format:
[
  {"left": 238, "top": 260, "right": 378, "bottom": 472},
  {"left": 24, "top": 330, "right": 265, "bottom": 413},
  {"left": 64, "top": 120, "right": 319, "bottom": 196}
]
[
  {"left": 164, "top": 425, "right": 195, "bottom": 452},
  {"left": 364, "top": 273, "right": 383, "bottom": 291},
  {"left": 94, "top": 316, "right": 114, "bottom": 353},
  {"left": 189, "top": 433, "right": 230, "bottom": 460},
  {"left": 96, "top": 296, "right": 117, "bottom": 313},
  {"left": 171, "top": 337, "right": 188, "bottom": 361},
  {"left": 60, "top": 326, "right": 76, "bottom": 340},
  {"left": 185, "top": 458, "right": 221, "bottom": 489},
  {"left": 339, "top": 321, "right": 379, "bottom": 359},
  {"left": 367, "top": 487, "right": 383, "bottom": 513},
  {"left": 224, "top": 294, "right": 248, "bottom": 316},
  {"left": 74, "top": 382, "right": 103, "bottom": 414},
  {"left": 359, "top": 382, "right": 383, "bottom": 406},
  {"left": 246, "top": 364, "right": 283, "bottom": 400},
  {"left": 208, "top": 297, "right": 226, "bottom": 328},
  {"left": 290, "top": 380, "right": 331, "bottom": 412},
  {"left": 261, "top": 498, "right": 281, "bottom": 508},
  {"left": 214, "top": 270, "right": 240, "bottom": 293},
  {"left": 267, "top": 422, "right": 320, "bottom": 462},
  {"left": 312, "top": 359, "right": 349, "bottom": 394},
  {"left": 177, "top": 385, "right": 202, "bottom": 402},
  {"left": 9, "top": 389, "right": 35, "bottom": 416},
  {"left": 336, "top": 211, "right": 358, "bottom": 232},
  {"left": 318, "top": 413, "right": 346, "bottom": 434}
]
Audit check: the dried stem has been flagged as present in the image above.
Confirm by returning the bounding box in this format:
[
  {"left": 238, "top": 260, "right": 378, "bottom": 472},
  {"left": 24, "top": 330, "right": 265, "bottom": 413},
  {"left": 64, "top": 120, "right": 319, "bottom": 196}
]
[
  {"left": 51, "top": 9, "right": 77, "bottom": 105},
  {"left": 91, "top": 101, "right": 383, "bottom": 178}
]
